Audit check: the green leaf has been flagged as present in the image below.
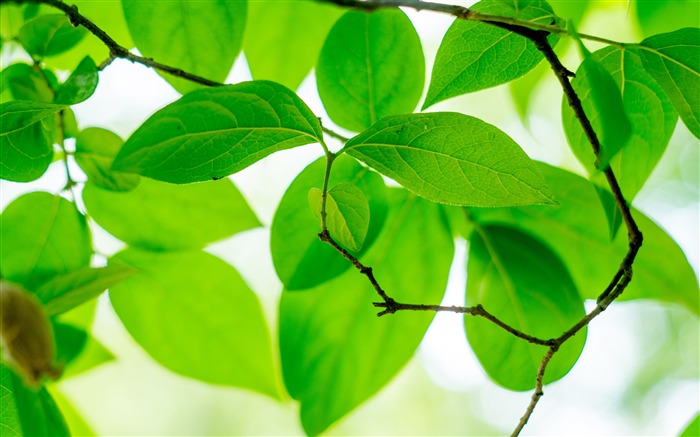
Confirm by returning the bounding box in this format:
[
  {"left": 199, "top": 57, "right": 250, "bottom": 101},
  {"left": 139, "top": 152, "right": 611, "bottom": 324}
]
[
  {"left": 280, "top": 190, "right": 454, "bottom": 435},
  {"left": 61, "top": 333, "right": 114, "bottom": 379},
  {"left": 639, "top": 28, "right": 700, "bottom": 139},
  {"left": 424, "top": 0, "right": 561, "bottom": 109},
  {"left": 53, "top": 322, "right": 89, "bottom": 367},
  {"left": 75, "top": 127, "right": 140, "bottom": 192},
  {"left": 54, "top": 56, "right": 98, "bottom": 105},
  {"left": 1, "top": 120, "right": 53, "bottom": 182},
  {"left": 465, "top": 225, "right": 586, "bottom": 390},
  {"left": 83, "top": 177, "right": 258, "bottom": 250},
  {"left": 1, "top": 63, "right": 54, "bottom": 103},
  {"left": 309, "top": 182, "right": 371, "bottom": 252},
  {"left": 316, "top": 9, "right": 425, "bottom": 132},
  {"left": 679, "top": 413, "right": 700, "bottom": 437},
  {"left": 122, "top": 0, "right": 246, "bottom": 94},
  {"left": 244, "top": 0, "right": 342, "bottom": 90},
  {"left": 471, "top": 163, "right": 700, "bottom": 314},
  {"left": 562, "top": 56, "right": 631, "bottom": 170},
  {"left": 271, "top": 155, "right": 388, "bottom": 290},
  {"left": 1, "top": 192, "right": 91, "bottom": 290},
  {"left": 0, "top": 364, "right": 69, "bottom": 437},
  {"left": 109, "top": 248, "right": 279, "bottom": 398},
  {"left": 1, "top": 100, "right": 64, "bottom": 134},
  {"left": 343, "top": 112, "right": 554, "bottom": 206},
  {"left": 635, "top": 0, "right": 700, "bottom": 37},
  {"left": 112, "top": 81, "right": 323, "bottom": 183},
  {"left": 18, "top": 14, "right": 86, "bottom": 58},
  {"left": 37, "top": 265, "right": 137, "bottom": 316}
]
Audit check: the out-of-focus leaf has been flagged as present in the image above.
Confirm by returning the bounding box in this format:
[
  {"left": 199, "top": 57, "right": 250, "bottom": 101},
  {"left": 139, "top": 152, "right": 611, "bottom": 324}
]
[
  {"left": 18, "top": 14, "right": 86, "bottom": 58},
  {"left": 75, "top": 127, "right": 140, "bottom": 192}
]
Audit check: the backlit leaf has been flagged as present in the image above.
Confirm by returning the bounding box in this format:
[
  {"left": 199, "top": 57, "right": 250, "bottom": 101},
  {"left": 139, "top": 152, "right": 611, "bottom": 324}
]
[
  {"left": 122, "top": 0, "right": 246, "bottom": 93},
  {"left": 639, "top": 28, "right": 700, "bottom": 139},
  {"left": 280, "top": 190, "right": 453, "bottom": 435},
  {"left": 244, "top": 0, "right": 342, "bottom": 90},
  {"left": 0, "top": 63, "right": 53, "bottom": 103},
  {"left": 18, "top": 14, "right": 86, "bottom": 58},
  {"left": 635, "top": 0, "right": 700, "bottom": 37},
  {"left": 308, "top": 182, "right": 371, "bottom": 252},
  {"left": 0, "top": 364, "right": 69, "bottom": 437},
  {"left": 343, "top": 112, "right": 554, "bottom": 206},
  {"left": 424, "top": 0, "right": 561, "bottom": 109},
  {"left": 54, "top": 56, "right": 98, "bottom": 105},
  {"left": 109, "top": 248, "right": 279, "bottom": 398},
  {"left": 0, "top": 192, "right": 91, "bottom": 290},
  {"left": 75, "top": 127, "right": 140, "bottom": 192},
  {"left": 465, "top": 225, "right": 586, "bottom": 390},
  {"left": 271, "top": 155, "right": 388, "bottom": 290},
  {"left": 316, "top": 9, "right": 424, "bottom": 132},
  {"left": 83, "top": 177, "right": 259, "bottom": 251},
  {"left": 112, "top": 81, "right": 323, "bottom": 183},
  {"left": 471, "top": 163, "right": 699, "bottom": 314}
]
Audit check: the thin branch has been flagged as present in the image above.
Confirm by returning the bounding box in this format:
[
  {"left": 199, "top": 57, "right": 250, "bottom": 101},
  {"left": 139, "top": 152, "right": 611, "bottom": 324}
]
[
  {"left": 511, "top": 346, "right": 557, "bottom": 436},
  {"left": 4, "top": 0, "right": 224, "bottom": 87},
  {"left": 320, "top": 123, "right": 352, "bottom": 143},
  {"left": 316, "top": 0, "right": 626, "bottom": 47}
]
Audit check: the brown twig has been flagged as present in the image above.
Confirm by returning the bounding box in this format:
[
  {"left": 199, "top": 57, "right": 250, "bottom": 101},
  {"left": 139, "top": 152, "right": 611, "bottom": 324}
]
[
  {"left": 511, "top": 346, "right": 557, "bottom": 436},
  {"left": 4, "top": 0, "right": 224, "bottom": 87}
]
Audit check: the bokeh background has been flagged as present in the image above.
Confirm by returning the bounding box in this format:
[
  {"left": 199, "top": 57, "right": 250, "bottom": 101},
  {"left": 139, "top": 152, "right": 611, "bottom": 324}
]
[{"left": 1, "top": 0, "right": 698, "bottom": 435}]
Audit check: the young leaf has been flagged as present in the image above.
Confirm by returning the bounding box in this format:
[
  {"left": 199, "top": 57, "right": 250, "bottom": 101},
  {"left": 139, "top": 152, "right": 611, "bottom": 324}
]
[
  {"left": 562, "top": 57, "right": 631, "bottom": 170},
  {"left": 639, "top": 28, "right": 700, "bottom": 139},
  {"left": 75, "top": 127, "right": 140, "bottom": 192},
  {"left": 316, "top": 9, "right": 425, "bottom": 132},
  {"left": 109, "top": 248, "right": 279, "bottom": 398},
  {"left": 309, "top": 182, "right": 371, "bottom": 252},
  {"left": 37, "top": 265, "right": 137, "bottom": 316},
  {"left": 244, "top": 0, "right": 342, "bottom": 90},
  {"left": 54, "top": 56, "right": 99, "bottom": 105},
  {"left": 280, "top": 190, "right": 454, "bottom": 435},
  {"left": 18, "top": 14, "right": 86, "bottom": 58},
  {"left": 122, "top": 0, "right": 246, "bottom": 94},
  {"left": 465, "top": 225, "right": 586, "bottom": 390},
  {"left": 271, "top": 155, "right": 388, "bottom": 290},
  {"left": 342, "top": 112, "right": 554, "bottom": 206},
  {"left": 1, "top": 192, "right": 91, "bottom": 290},
  {"left": 0, "top": 364, "right": 69, "bottom": 437},
  {"left": 112, "top": 81, "right": 323, "bottom": 183},
  {"left": 1, "top": 63, "right": 53, "bottom": 103},
  {"left": 83, "top": 177, "right": 259, "bottom": 251},
  {"left": 471, "top": 163, "right": 700, "bottom": 314},
  {"left": 424, "top": 0, "right": 561, "bottom": 109}
]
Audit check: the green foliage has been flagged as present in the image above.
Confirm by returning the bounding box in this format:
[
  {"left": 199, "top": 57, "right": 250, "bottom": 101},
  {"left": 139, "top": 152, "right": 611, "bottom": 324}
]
[
  {"left": 465, "top": 225, "right": 585, "bottom": 390},
  {"left": 244, "top": 0, "right": 342, "bottom": 90},
  {"left": 317, "top": 9, "right": 424, "bottom": 132},
  {"left": 280, "top": 190, "right": 453, "bottom": 435},
  {"left": 122, "top": 0, "right": 246, "bottom": 94},
  {"left": 1, "top": 1, "right": 698, "bottom": 435},
  {"left": 343, "top": 112, "right": 554, "bottom": 206},
  {"left": 112, "top": 81, "right": 323, "bottom": 183},
  {"left": 424, "top": 0, "right": 561, "bottom": 109},
  {"left": 638, "top": 28, "right": 700, "bottom": 139},
  {"left": 83, "top": 178, "right": 259, "bottom": 250},
  {"left": 271, "top": 156, "right": 388, "bottom": 290},
  {"left": 0, "top": 364, "right": 69, "bottom": 437},
  {"left": 109, "top": 248, "right": 279, "bottom": 397}
]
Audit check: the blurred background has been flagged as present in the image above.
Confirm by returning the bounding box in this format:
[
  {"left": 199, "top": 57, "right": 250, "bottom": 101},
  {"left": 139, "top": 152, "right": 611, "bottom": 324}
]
[{"left": 1, "top": 0, "right": 698, "bottom": 435}]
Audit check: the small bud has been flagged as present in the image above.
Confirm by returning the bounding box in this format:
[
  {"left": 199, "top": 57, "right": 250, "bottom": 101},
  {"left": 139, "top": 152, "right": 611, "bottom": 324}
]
[{"left": 0, "top": 280, "right": 61, "bottom": 388}]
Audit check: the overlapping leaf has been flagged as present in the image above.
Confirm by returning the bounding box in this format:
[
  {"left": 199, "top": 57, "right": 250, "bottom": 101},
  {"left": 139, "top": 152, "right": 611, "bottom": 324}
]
[
  {"left": 465, "top": 225, "right": 585, "bottom": 390},
  {"left": 343, "top": 112, "right": 554, "bottom": 206},
  {"left": 308, "top": 182, "right": 371, "bottom": 252},
  {"left": 122, "top": 0, "right": 246, "bottom": 93},
  {"left": 18, "top": 14, "right": 86, "bottom": 58},
  {"left": 110, "top": 248, "right": 279, "bottom": 398},
  {"left": 280, "top": 190, "right": 453, "bottom": 435},
  {"left": 471, "top": 163, "right": 699, "bottom": 313},
  {"left": 639, "top": 28, "right": 700, "bottom": 139},
  {"left": 424, "top": 0, "right": 561, "bottom": 108},
  {"left": 244, "top": 0, "right": 342, "bottom": 90},
  {"left": 1, "top": 63, "right": 53, "bottom": 103},
  {"left": 83, "top": 177, "right": 259, "bottom": 250},
  {"left": 316, "top": 9, "right": 425, "bottom": 132},
  {"left": 112, "top": 81, "right": 323, "bottom": 183},
  {"left": 271, "top": 155, "right": 388, "bottom": 290},
  {"left": 75, "top": 127, "right": 140, "bottom": 192},
  {"left": 54, "top": 56, "right": 98, "bottom": 105},
  {"left": 1, "top": 192, "right": 91, "bottom": 290}
]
